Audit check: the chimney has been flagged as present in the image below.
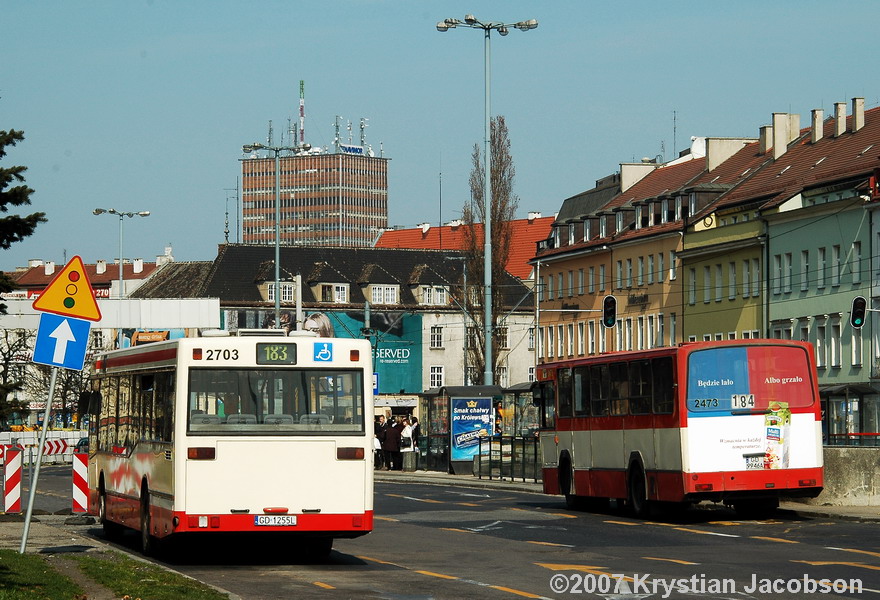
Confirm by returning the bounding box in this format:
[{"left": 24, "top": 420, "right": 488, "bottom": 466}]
[
  {"left": 834, "top": 102, "right": 846, "bottom": 137},
  {"left": 133, "top": 258, "right": 144, "bottom": 274},
  {"left": 772, "top": 113, "right": 790, "bottom": 160},
  {"left": 811, "top": 109, "right": 824, "bottom": 143},
  {"left": 528, "top": 211, "right": 542, "bottom": 222},
  {"left": 419, "top": 222, "right": 430, "bottom": 234},
  {"left": 44, "top": 261, "right": 55, "bottom": 276},
  {"left": 28, "top": 259, "right": 43, "bottom": 268},
  {"left": 759, "top": 125, "right": 773, "bottom": 154},
  {"left": 852, "top": 97, "right": 865, "bottom": 132},
  {"left": 447, "top": 219, "right": 462, "bottom": 228},
  {"left": 788, "top": 114, "right": 800, "bottom": 143},
  {"left": 96, "top": 260, "right": 106, "bottom": 274}
]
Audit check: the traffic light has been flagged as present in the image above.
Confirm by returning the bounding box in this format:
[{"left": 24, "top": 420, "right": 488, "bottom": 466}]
[
  {"left": 602, "top": 295, "right": 617, "bottom": 328},
  {"left": 850, "top": 296, "right": 868, "bottom": 329}
]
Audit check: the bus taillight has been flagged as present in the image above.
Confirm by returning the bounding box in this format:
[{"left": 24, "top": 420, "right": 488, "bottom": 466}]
[
  {"left": 695, "top": 483, "right": 713, "bottom": 491},
  {"left": 799, "top": 479, "right": 817, "bottom": 487},
  {"left": 337, "top": 447, "right": 365, "bottom": 460},
  {"left": 350, "top": 349, "right": 360, "bottom": 361},
  {"left": 193, "top": 348, "right": 203, "bottom": 360},
  {"left": 187, "top": 447, "right": 216, "bottom": 460}
]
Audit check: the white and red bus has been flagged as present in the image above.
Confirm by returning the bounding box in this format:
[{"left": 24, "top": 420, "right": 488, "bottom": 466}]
[
  {"left": 85, "top": 330, "right": 373, "bottom": 556},
  {"left": 533, "top": 339, "right": 823, "bottom": 517}
]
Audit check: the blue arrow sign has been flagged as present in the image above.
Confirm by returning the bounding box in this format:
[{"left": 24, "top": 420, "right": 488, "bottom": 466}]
[{"left": 33, "top": 313, "right": 91, "bottom": 371}]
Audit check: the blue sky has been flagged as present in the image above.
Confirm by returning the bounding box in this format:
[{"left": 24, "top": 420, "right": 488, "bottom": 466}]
[{"left": 2, "top": 0, "right": 876, "bottom": 270}]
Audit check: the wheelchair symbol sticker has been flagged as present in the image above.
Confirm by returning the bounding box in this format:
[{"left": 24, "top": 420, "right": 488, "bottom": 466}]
[{"left": 314, "top": 342, "right": 333, "bottom": 362}]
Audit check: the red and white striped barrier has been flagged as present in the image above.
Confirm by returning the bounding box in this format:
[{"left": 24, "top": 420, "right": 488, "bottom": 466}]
[
  {"left": 43, "top": 439, "right": 68, "bottom": 455},
  {"left": 72, "top": 453, "right": 88, "bottom": 513},
  {"left": 4, "top": 449, "right": 22, "bottom": 514}
]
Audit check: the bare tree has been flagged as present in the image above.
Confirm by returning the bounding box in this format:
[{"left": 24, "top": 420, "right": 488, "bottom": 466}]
[
  {"left": 0, "top": 328, "right": 33, "bottom": 425},
  {"left": 460, "top": 116, "right": 519, "bottom": 384}
]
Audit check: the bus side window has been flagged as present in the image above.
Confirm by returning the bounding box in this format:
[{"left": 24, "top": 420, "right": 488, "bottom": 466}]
[
  {"left": 573, "top": 366, "right": 590, "bottom": 416},
  {"left": 652, "top": 356, "right": 674, "bottom": 414},
  {"left": 557, "top": 368, "right": 573, "bottom": 418},
  {"left": 590, "top": 364, "right": 610, "bottom": 416},
  {"left": 628, "top": 360, "right": 652, "bottom": 415},
  {"left": 609, "top": 362, "right": 629, "bottom": 416},
  {"left": 540, "top": 382, "right": 556, "bottom": 429}
]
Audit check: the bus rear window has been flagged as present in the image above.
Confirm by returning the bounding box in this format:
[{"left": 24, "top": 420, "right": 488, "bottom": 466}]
[
  {"left": 188, "top": 368, "right": 364, "bottom": 433},
  {"left": 687, "top": 345, "right": 815, "bottom": 412}
]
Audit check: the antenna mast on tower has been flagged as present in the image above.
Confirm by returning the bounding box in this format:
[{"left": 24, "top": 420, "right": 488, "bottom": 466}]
[{"left": 299, "top": 80, "right": 306, "bottom": 145}]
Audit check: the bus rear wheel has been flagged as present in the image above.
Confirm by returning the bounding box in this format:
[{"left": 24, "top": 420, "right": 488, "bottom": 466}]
[
  {"left": 140, "top": 492, "right": 162, "bottom": 557},
  {"left": 628, "top": 466, "right": 649, "bottom": 518}
]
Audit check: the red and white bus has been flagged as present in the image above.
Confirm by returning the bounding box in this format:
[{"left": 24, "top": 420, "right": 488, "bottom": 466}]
[
  {"left": 86, "top": 330, "right": 373, "bottom": 556},
  {"left": 533, "top": 339, "right": 823, "bottom": 517}
]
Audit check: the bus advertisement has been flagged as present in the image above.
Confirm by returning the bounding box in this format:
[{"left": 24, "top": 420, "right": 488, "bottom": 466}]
[
  {"left": 533, "top": 340, "right": 823, "bottom": 518},
  {"left": 86, "top": 331, "right": 374, "bottom": 557}
]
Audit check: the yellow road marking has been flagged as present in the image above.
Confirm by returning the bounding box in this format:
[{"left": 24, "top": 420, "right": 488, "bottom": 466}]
[
  {"left": 375, "top": 516, "right": 399, "bottom": 522},
  {"left": 313, "top": 582, "right": 335, "bottom": 589},
  {"left": 604, "top": 520, "right": 640, "bottom": 526},
  {"left": 642, "top": 556, "right": 698, "bottom": 565},
  {"left": 548, "top": 512, "right": 578, "bottom": 519},
  {"left": 751, "top": 536, "right": 798, "bottom": 544},
  {"left": 441, "top": 527, "right": 475, "bottom": 534},
  {"left": 456, "top": 502, "right": 480, "bottom": 507},
  {"left": 828, "top": 546, "right": 880, "bottom": 559},
  {"left": 672, "top": 527, "right": 738, "bottom": 537},
  {"left": 356, "top": 555, "right": 403, "bottom": 567},
  {"left": 385, "top": 493, "right": 444, "bottom": 504},
  {"left": 509, "top": 507, "right": 577, "bottom": 519},
  {"left": 707, "top": 521, "right": 741, "bottom": 526},
  {"left": 793, "top": 560, "right": 880, "bottom": 572},
  {"left": 415, "top": 570, "right": 459, "bottom": 580},
  {"left": 527, "top": 541, "right": 574, "bottom": 547},
  {"left": 488, "top": 585, "right": 543, "bottom": 598}
]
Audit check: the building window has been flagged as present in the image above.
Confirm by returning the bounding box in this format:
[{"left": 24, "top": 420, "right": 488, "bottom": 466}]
[
  {"left": 588, "top": 266, "right": 595, "bottom": 293},
  {"left": 852, "top": 241, "right": 862, "bottom": 284},
  {"left": 637, "top": 256, "right": 644, "bottom": 286},
  {"left": 751, "top": 259, "right": 760, "bottom": 297},
  {"left": 578, "top": 269, "right": 585, "bottom": 295},
  {"left": 528, "top": 327, "right": 535, "bottom": 351},
  {"left": 430, "top": 326, "right": 443, "bottom": 349},
  {"left": 537, "top": 327, "right": 544, "bottom": 359},
  {"left": 669, "top": 251, "right": 677, "bottom": 280},
  {"left": 626, "top": 259, "right": 633, "bottom": 288},
  {"left": 371, "top": 285, "right": 398, "bottom": 304},
  {"left": 567, "top": 324, "right": 574, "bottom": 356},
  {"left": 852, "top": 328, "right": 863, "bottom": 366},
  {"left": 688, "top": 268, "right": 697, "bottom": 305},
  {"left": 599, "top": 264, "right": 606, "bottom": 292},
  {"left": 831, "top": 319, "right": 841, "bottom": 367},
  {"left": 547, "top": 327, "right": 554, "bottom": 358},
  {"left": 648, "top": 255, "right": 655, "bottom": 284},
  {"left": 588, "top": 321, "right": 596, "bottom": 355},
  {"left": 422, "top": 286, "right": 448, "bottom": 305},
  {"left": 557, "top": 324, "right": 565, "bottom": 358},
  {"left": 568, "top": 270, "right": 574, "bottom": 297},
  {"left": 578, "top": 322, "right": 585, "bottom": 355},
  {"left": 616, "top": 261, "right": 623, "bottom": 290},
  {"left": 498, "top": 365, "right": 509, "bottom": 388},
  {"left": 783, "top": 253, "right": 792, "bottom": 292},
  {"left": 658, "top": 252, "right": 664, "bottom": 283},
  {"left": 831, "top": 245, "right": 840, "bottom": 287},
  {"left": 496, "top": 327, "right": 509, "bottom": 350},
  {"left": 269, "top": 282, "right": 295, "bottom": 302},
  {"left": 816, "top": 322, "right": 826, "bottom": 368},
  {"left": 772, "top": 255, "right": 781, "bottom": 295},
  {"left": 728, "top": 262, "right": 736, "bottom": 299},
  {"left": 546, "top": 275, "right": 553, "bottom": 299},
  {"left": 800, "top": 250, "right": 809, "bottom": 291},
  {"left": 715, "top": 264, "right": 723, "bottom": 301},
  {"left": 430, "top": 366, "right": 444, "bottom": 388},
  {"left": 557, "top": 273, "right": 563, "bottom": 299},
  {"left": 598, "top": 322, "right": 606, "bottom": 353},
  {"left": 742, "top": 260, "right": 750, "bottom": 297},
  {"left": 528, "top": 366, "right": 535, "bottom": 383},
  {"left": 817, "top": 247, "right": 826, "bottom": 289},
  {"left": 703, "top": 267, "right": 711, "bottom": 304}
]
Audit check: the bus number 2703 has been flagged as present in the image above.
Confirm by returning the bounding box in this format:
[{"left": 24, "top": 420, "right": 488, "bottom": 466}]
[{"left": 205, "top": 349, "right": 239, "bottom": 361}]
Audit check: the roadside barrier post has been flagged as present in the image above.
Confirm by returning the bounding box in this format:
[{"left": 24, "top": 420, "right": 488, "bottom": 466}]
[
  {"left": 72, "top": 453, "right": 88, "bottom": 513},
  {"left": 3, "top": 448, "right": 22, "bottom": 514}
]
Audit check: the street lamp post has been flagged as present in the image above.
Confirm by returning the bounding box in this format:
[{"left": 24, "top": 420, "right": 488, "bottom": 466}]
[
  {"left": 437, "top": 14, "right": 537, "bottom": 385},
  {"left": 92, "top": 208, "right": 150, "bottom": 348},
  {"left": 242, "top": 142, "right": 310, "bottom": 330}
]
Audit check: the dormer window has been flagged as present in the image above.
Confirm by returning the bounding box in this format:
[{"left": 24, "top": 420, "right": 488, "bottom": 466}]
[
  {"left": 661, "top": 198, "right": 669, "bottom": 223},
  {"left": 599, "top": 216, "right": 607, "bottom": 238},
  {"left": 635, "top": 206, "right": 643, "bottom": 230},
  {"left": 321, "top": 283, "right": 348, "bottom": 303},
  {"left": 615, "top": 211, "right": 624, "bottom": 234},
  {"left": 268, "top": 282, "right": 294, "bottom": 302},
  {"left": 371, "top": 285, "right": 398, "bottom": 304},
  {"left": 422, "top": 285, "right": 448, "bottom": 306},
  {"left": 568, "top": 223, "right": 575, "bottom": 245}
]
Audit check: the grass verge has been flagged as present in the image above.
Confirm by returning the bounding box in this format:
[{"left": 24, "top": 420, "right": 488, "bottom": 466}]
[
  {"left": 0, "top": 549, "right": 82, "bottom": 600},
  {"left": 72, "top": 551, "right": 229, "bottom": 600}
]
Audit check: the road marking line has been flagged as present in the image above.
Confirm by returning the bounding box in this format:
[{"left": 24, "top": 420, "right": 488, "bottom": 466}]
[
  {"left": 375, "top": 516, "right": 399, "bottom": 522},
  {"left": 386, "top": 494, "right": 445, "bottom": 503},
  {"left": 751, "top": 536, "right": 798, "bottom": 544},
  {"left": 827, "top": 546, "right": 880, "bottom": 559},
  {"left": 707, "top": 521, "right": 741, "bottom": 526},
  {"left": 673, "top": 527, "right": 739, "bottom": 537},
  {"left": 509, "top": 507, "right": 577, "bottom": 519},
  {"left": 604, "top": 520, "right": 641, "bottom": 526},
  {"left": 642, "top": 556, "right": 699, "bottom": 565},
  {"left": 456, "top": 502, "right": 480, "bottom": 507},
  {"left": 534, "top": 563, "right": 634, "bottom": 581},
  {"left": 415, "top": 570, "right": 459, "bottom": 580},
  {"left": 313, "top": 582, "right": 335, "bottom": 589},
  {"left": 793, "top": 560, "right": 880, "bottom": 572},
  {"left": 356, "top": 555, "right": 403, "bottom": 567},
  {"left": 488, "top": 585, "right": 544, "bottom": 598},
  {"left": 441, "top": 527, "right": 476, "bottom": 534},
  {"left": 527, "top": 541, "right": 575, "bottom": 547}
]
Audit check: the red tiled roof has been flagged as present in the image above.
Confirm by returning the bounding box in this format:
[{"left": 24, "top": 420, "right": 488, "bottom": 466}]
[
  {"left": 719, "top": 106, "right": 880, "bottom": 209},
  {"left": 375, "top": 216, "right": 554, "bottom": 279},
  {"left": 13, "top": 262, "right": 159, "bottom": 289}
]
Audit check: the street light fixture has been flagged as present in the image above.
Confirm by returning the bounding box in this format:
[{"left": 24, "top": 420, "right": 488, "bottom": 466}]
[
  {"left": 241, "top": 141, "right": 311, "bottom": 330},
  {"left": 437, "top": 14, "right": 537, "bottom": 385},
  {"left": 92, "top": 207, "right": 150, "bottom": 348}
]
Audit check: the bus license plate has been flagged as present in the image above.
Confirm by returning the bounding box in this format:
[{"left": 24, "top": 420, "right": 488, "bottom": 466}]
[
  {"left": 255, "top": 515, "right": 297, "bottom": 526},
  {"left": 744, "top": 454, "right": 764, "bottom": 470}
]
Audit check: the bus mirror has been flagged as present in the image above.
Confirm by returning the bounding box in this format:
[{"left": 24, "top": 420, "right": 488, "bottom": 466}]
[
  {"left": 531, "top": 387, "right": 543, "bottom": 404},
  {"left": 87, "top": 391, "right": 102, "bottom": 416}
]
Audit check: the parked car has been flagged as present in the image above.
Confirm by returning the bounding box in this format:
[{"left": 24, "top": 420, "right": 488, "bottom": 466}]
[{"left": 74, "top": 437, "right": 89, "bottom": 453}]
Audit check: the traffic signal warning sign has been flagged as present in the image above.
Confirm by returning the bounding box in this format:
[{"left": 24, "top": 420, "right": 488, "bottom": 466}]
[{"left": 31, "top": 256, "right": 102, "bottom": 321}]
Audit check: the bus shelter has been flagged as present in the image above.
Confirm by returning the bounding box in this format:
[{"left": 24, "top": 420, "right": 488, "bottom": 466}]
[{"left": 418, "top": 384, "right": 543, "bottom": 476}]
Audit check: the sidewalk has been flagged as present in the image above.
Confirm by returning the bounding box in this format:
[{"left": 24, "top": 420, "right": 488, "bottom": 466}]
[{"left": 374, "top": 468, "right": 880, "bottom": 522}]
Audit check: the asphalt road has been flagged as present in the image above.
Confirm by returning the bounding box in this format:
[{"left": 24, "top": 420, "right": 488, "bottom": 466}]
[{"left": 24, "top": 467, "right": 880, "bottom": 599}]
